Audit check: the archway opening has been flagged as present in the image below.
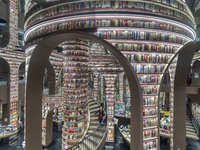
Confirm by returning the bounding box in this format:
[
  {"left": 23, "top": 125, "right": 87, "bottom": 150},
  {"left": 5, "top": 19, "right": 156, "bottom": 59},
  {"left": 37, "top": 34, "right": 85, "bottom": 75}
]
[
  {"left": 0, "top": 57, "right": 10, "bottom": 126},
  {"left": 25, "top": 31, "right": 142, "bottom": 150}
]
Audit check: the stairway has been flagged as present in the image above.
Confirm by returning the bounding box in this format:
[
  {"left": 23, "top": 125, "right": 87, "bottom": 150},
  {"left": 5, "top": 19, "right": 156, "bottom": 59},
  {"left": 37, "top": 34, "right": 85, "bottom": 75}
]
[
  {"left": 186, "top": 115, "right": 200, "bottom": 140},
  {"left": 87, "top": 99, "right": 100, "bottom": 136},
  {"left": 80, "top": 99, "right": 102, "bottom": 149},
  {"left": 68, "top": 99, "right": 107, "bottom": 150}
]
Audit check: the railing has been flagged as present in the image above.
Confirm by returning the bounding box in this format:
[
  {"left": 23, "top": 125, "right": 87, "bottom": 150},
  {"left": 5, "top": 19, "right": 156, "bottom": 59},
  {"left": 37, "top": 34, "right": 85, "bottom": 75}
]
[
  {"left": 0, "top": 81, "right": 7, "bottom": 85},
  {"left": 186, "top": 104, "right": 200, "bottom": 138},
  {"left": 68, "top": 102, "right": 107, "bottom": 150}
]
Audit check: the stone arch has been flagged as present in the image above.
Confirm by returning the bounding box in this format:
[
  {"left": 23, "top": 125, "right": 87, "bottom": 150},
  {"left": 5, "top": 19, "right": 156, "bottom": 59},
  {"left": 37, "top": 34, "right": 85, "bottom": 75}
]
[
  {"left": 0, "top": 57, "right": 10, "bottom": 125},
  {"left": 25, "top": 31, "right": 142, "bottom": 150},
  {"left": 160, "top": 41, "right": 196, "bottom": 150}
]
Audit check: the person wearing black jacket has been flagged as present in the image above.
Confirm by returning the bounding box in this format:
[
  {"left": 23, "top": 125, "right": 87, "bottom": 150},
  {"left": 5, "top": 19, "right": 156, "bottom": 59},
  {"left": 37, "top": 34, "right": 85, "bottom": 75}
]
[{"left": 95, "top": 105, "right": 104, "bottom": 123}]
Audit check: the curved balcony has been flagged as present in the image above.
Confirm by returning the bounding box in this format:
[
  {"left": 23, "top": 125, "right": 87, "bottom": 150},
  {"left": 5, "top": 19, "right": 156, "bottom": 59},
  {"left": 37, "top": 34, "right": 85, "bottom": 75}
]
[{"left": 24, "top": 0, "right": 195, "bottom": 31}]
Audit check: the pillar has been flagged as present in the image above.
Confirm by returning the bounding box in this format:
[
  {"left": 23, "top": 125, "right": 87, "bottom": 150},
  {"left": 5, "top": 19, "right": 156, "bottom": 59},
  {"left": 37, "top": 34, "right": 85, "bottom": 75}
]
[{"left": 62, "top": 39, "right": 89, "bottom": 149}]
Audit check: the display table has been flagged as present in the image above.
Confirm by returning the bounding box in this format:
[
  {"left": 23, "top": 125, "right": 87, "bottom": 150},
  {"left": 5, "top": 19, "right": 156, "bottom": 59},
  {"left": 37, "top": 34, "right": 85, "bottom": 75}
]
[
  {"left": 0, "top": 130, "right": 18, "bottom": 139},
  {"left": 119, "top": 126, "right": 130, "bottom": 145}
]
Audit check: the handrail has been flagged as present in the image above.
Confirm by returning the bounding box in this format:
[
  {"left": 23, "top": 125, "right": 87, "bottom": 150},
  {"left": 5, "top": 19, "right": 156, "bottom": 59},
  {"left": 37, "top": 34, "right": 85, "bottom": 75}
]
[
  {"left": 186, "top": 104, "right": 200, "bottom": 138},
  {"left": 68, "top": 101, "right": 107, "bottom": 150},
  {"left": 96, "top": 126, "right": 107, "bottom": 150}
]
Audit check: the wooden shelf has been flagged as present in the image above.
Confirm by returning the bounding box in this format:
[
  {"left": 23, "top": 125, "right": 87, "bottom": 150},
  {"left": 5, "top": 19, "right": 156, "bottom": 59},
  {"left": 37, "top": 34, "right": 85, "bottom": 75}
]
[
  {"left": 143, "top": 115, "right": 157, "bottom": 119},
  {"left": 144, "top": 126, "right": 157, "bottom": 130},
  {"left": 143, "top": 137, "right": 157, "bottom": 141}
]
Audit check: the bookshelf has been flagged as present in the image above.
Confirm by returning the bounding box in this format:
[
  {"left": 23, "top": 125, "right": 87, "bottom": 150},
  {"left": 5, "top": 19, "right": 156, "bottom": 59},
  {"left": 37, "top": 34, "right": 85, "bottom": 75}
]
[
  {"left": 104, "top": 74, "right": 117, "bottom": 143},
  {"left": 61, "top": 39, "right": 89, "bottom": 149},
  {"left": 24, "top": 1, "right": 195, "bottom": 149}
]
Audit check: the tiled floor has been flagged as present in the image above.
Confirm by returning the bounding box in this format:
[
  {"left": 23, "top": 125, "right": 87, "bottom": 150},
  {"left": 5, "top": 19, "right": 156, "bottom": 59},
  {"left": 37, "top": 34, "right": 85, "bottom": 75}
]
[{"left": 0, "top": 124, "right": 200, "bottom": 150}]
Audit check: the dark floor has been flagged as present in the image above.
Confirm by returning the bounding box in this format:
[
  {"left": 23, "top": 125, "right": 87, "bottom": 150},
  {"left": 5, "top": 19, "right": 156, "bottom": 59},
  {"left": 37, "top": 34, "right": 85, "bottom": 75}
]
[{"left": 0, "top": 123, "right": 200, "bottom": 150}]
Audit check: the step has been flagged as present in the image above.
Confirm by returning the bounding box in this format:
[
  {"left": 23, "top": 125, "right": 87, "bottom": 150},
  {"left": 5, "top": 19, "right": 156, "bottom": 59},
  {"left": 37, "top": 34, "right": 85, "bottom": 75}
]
[
  {"left": 90, "top": 112, "right": 100, "bottom": 117},
  {"left": 90, "top": 122, "right": 99, "bottom": 126},
  {"left": 87, "top": 130, "right": 104, "bottom": 138},
  {"left": 89, "top": 125, "right": 98, "bottom": 130},
  {"left": 186, "top": 119, "right": 192, "bottom": 123},
  {"left": 88, "top": 99, "right": 96, "bottom": 103},
  {"left": 88, "top": 137, "right": 100, "bottom": 146},
  {"left": 90, "top": 113, "right": 99, "bottom": 117},
  {"left": 90, "top": 117, "right": 99, "bottom": 122},
  {"left": 186, "top": 133, "right": 200, "bottom": 140},
  {"left": 72, "top": 145, "right": 81, "bottom": 150},
  {"left": 90, "top": 108, "right": 100, "bottom": 113},
  {"left": 83, "top": 138, "right": 98, "bottom": 149},
  {"left": 186, "top": 122, "right": 193, "bottom": 126},
  {"left": 89, "top": 104, "right": 100, "bottom": 110},
  {"left": 186, "top": 131, "right": 198, "bottom": 136},
  {"left": 186, "top": 125, "right": 195, "bottom": 129},
  {"left": 186, "top": 127, "right": 196, "bottom": 132},
  {"left": 79, "top": 141, "right": 90, "bottom": 150},
  {"left": 88, "top": 101, "right": 96, "bottom": 105}
]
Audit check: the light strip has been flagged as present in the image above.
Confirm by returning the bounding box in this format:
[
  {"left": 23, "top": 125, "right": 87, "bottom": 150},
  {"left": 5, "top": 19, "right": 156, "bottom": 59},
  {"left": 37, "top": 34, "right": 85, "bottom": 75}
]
[
  {"left": 140, "top": 84, "right": 160, "bottom": 87},
  {"left": 121, "top": 51, "right": 174, "bottom": 56},
  {"left": 24, "top": 14, "right": 196, "bottom": 41}
]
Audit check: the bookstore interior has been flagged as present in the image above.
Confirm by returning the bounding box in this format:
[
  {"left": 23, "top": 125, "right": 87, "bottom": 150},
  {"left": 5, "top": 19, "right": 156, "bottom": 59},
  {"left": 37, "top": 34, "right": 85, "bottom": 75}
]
[{"left": 0, "top": 0, "right": 200, "bottom": 150}]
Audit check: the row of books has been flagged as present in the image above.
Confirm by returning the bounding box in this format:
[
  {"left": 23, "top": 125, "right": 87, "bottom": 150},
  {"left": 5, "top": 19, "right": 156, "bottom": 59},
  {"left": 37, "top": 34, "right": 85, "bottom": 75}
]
[
  {"left": 144, "top": 118, "right": 157, "bottom": 127},
  {"left": 63, "top": 78, "right": 88, "bottom": 84},
  {"left": 143, "top": 108, "right": 156, "bottom": 116},
  {"left": 64, "top": 83, "right": 88, "bottom": 89},
  {"left": 63, "top": 39, "right": 89, "bottom": 46},
  {"left": 143, "top": 129, "right": 157, "bottom": 139},
  {"left": 65, "top": 62, "right": 88, "bottom": 68},
  {"left": 141, "top": 86, "right": 158, "bottom": 95},
  {"left": 144, "top": 97, "right": 157, "bottom": 106},
  {"left": 62, "top": 45, "right": 89, "bottom": 52},
  {"left": 143, "top": 140, "right": 157, "bottom": 150},
  {"left": 138, "top": 75, "right": 160, "bottom": 84},
  {"left": 64, "top": 89, "right": 88, "bottom": 95},
  {"left": 64, "top": 73, "right": 88, "bottom": 78},
  {"left": 111, "top": 43, "right": 178, "bottom": 53},
  {"left": 124, "top": 53, "right": 170, "bottom": 63},
  {"left": 63, "top": 67, "right": 88, "bottom": 73},
  {"left": 132, "top": 64, "right": 165, "bottom": 73},
  {"left": 94, "top": 31, "right": 187, "bottom": 44}
]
